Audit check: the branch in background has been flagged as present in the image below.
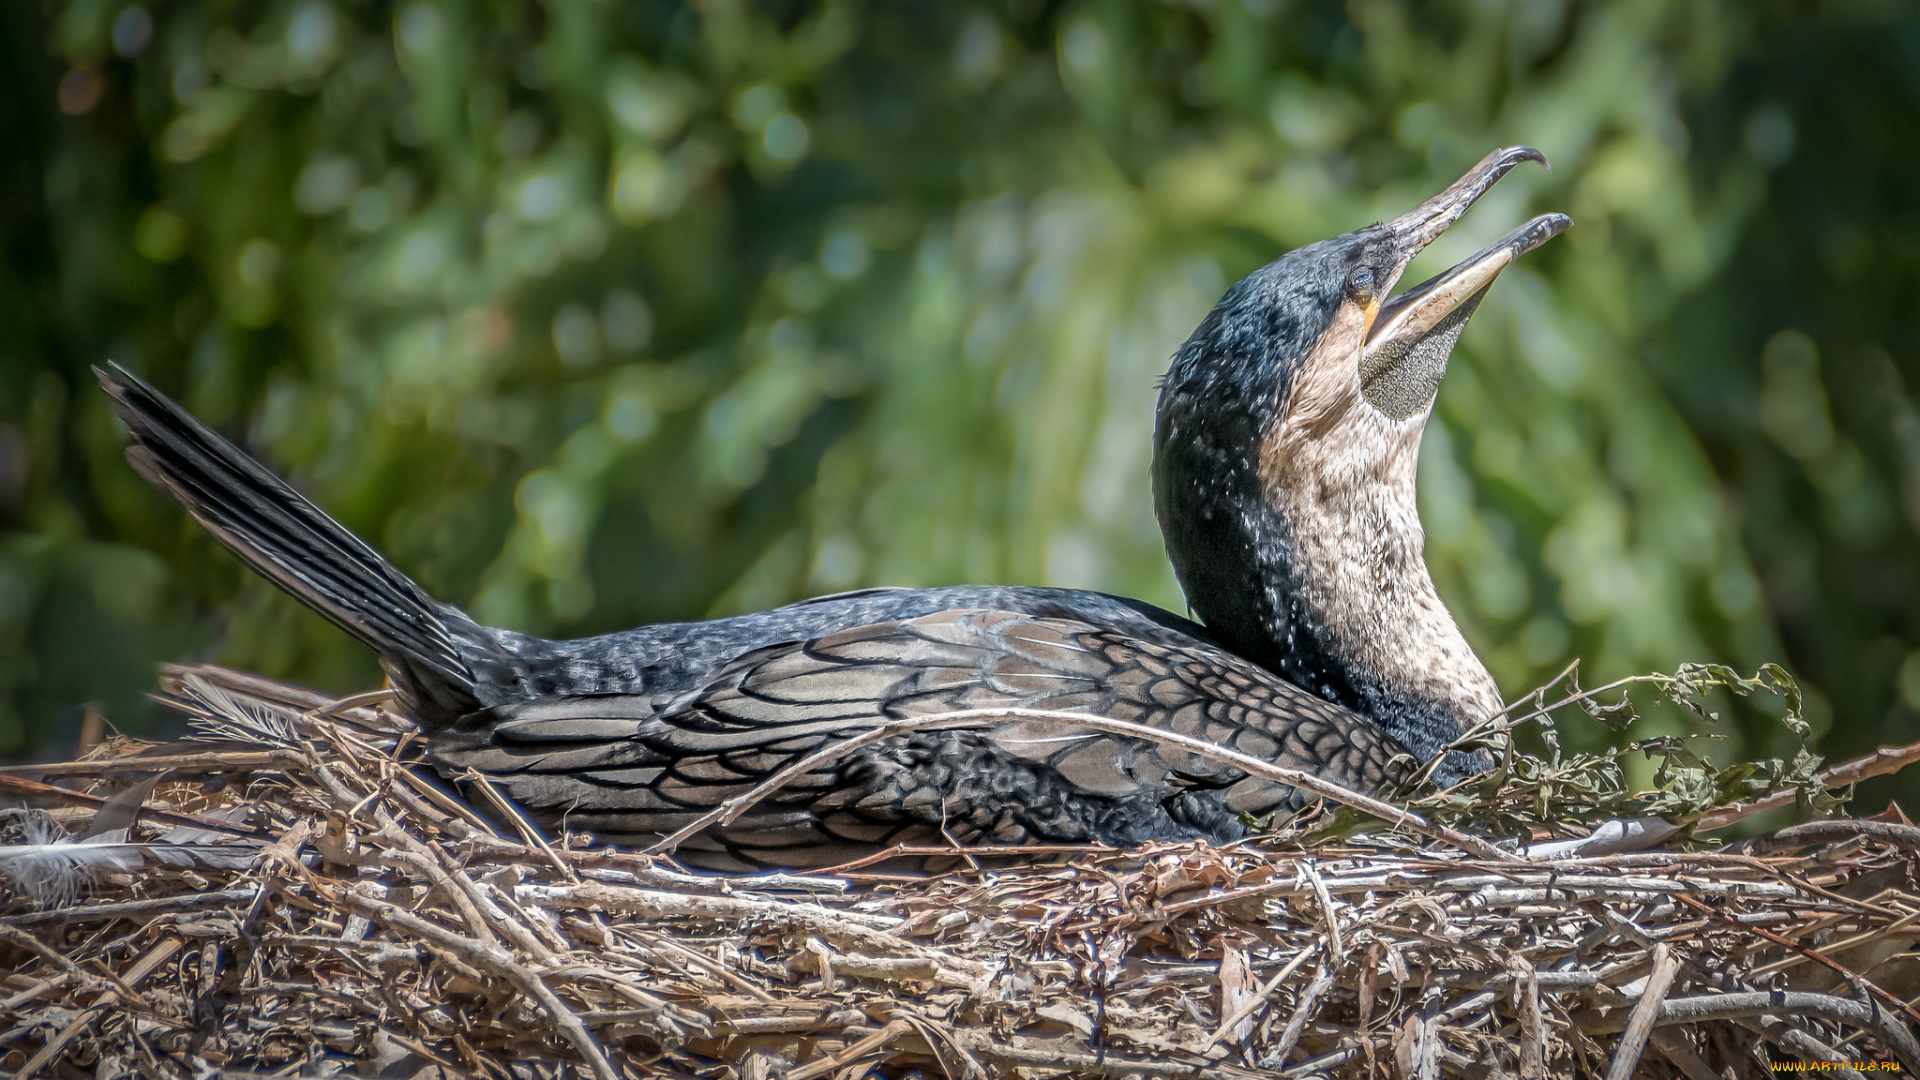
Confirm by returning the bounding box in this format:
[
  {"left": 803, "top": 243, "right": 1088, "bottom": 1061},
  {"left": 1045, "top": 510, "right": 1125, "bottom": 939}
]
[{"left": 1699, "top": 735, "right": 1920, "bottom": 832}]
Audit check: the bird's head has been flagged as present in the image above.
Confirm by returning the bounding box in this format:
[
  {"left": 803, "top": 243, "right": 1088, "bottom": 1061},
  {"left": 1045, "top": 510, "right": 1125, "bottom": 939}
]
[{"left": 1153, "top": 146, "right": 1568, "bottom": 772}]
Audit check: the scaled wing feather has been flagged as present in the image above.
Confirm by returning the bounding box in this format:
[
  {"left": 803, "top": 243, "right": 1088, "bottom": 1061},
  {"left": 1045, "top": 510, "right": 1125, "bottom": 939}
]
[{"left": 428, "top": 608, "right": 1414, "bottom": 870}]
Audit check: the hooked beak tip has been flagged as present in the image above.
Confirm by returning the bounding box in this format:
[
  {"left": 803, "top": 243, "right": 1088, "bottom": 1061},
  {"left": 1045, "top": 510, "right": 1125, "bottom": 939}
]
[{"left": 1390, "top": 145, "right": 1554, "bottom": 255}]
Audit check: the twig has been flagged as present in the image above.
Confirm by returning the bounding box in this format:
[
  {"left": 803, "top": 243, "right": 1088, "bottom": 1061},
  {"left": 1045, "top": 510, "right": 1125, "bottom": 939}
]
[
  {"left": 944, "top": 1028, "right": 1274, "bottom": 1079},
  {"left": 1579, "top": 991, "right": 1920, "bottom": 1072},
  {"left": 0, "top": 773, "right": 266, "bottom": 835},
  {"left": 1604, "top": 942, "right": 1680, "bottom": 1080},
  {"left": 1495, "top": 659, "right": 1583, "bottom": 719},
  {"left": 337, "top": 889, "right": 622, "bottom": 1080},
  {"left": 1490, "top": 671, "right": 1652, "bottom": 730},
  {"left": 0, "top": 923, "right": 87, "bottom": 976},
  {"left": 0, "top": 749, "right": 299, "bottom": 776},
  {"left": 15, "top": 936, "right": 182, "bottom": 1080},
  {"left": 787, "top": 1019, "right": 914, "bottom": 1080},
  {"left": 1302, "top": 862, "right": 1345, "bottom": 965},
  {"left": 0, "top": 972, "right": 74, "bottom": 1011},
  {"left": 1699, "top": 735, "right": 1920, "bottom": 831},
  {"left": 1268, "top": 961, "right": 1337, "bottom": 1067},
  {"left": 1202, "top": 944, "right": 1318, "bottom": 1051},
  {"left": 2, "top": 887, "right": 264, "bottom": 927},
  {"left": 630, "top": 929, "right": 777, "bottom": 1003},
  {"left": 1727, "top": 818, "right": 1920, "bottom": 856},
  {"left": 367, "top": 819, "right": 504, "bottom": 951},
  {"left": 1749, "top": 907, "right": 1920, "bottom": 979},
  {"left": 1649, "top": 1030, "right": 1722, "bottom": 1080},
  {"left": 513, "top": 881, "right": 992, "bottom": 988},
  {"left": 1741, "top": 1016, "right": 1862, "bottom": 1074},
  {"left": 459, "top": 769, "right": 580, "bottom": 883},
  {"left": 387, "top": 761, "right": 504, "bottom": 839},
  {"left": 1672, "top": 891, "right": 1920, "bottom": 1035}
]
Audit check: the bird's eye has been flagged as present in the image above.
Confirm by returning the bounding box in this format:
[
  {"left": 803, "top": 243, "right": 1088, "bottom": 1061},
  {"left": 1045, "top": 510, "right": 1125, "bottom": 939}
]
[{"left": 1346, "top": 266, "right": 1376, "bottom": 297}]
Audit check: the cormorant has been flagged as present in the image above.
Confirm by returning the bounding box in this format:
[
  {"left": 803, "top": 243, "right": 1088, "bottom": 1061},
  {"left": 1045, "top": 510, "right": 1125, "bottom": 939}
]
[{"left": 99, "top": 146, "right": 1566, "bottom": 871}]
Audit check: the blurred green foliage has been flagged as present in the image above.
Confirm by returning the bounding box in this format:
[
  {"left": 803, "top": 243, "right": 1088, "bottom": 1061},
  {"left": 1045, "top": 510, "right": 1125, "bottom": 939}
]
[{"left": 5, "top": 1, "right": 1919, "bottom": 795}]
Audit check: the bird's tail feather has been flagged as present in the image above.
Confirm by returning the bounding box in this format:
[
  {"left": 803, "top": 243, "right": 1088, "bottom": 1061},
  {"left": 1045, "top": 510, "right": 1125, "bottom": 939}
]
[{"left": 96, "top": 363, "right": 478, "bottom": 709}]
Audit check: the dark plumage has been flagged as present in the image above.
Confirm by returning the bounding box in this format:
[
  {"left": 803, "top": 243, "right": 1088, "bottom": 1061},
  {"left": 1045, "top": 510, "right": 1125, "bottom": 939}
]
[
  {"left": 101, "top": 146, "right": 1566, "bottom": 870},
  {"left": 432, "top": 609, "right": 1409, "bottom": 870},
  {"left": 1156, "top": 148, "right": 1568, "bottom": 774}
]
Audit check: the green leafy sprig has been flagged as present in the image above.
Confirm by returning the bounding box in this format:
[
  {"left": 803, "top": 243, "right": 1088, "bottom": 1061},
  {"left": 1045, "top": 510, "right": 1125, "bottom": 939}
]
[{"left": 1405, "top": 661, "right": 1837, "bottom": 845}]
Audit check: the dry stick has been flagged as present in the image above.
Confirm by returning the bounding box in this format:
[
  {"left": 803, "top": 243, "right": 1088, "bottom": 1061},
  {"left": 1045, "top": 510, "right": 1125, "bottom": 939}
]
[
  {"left": 483, "top": 879, "right": 574, "bottom": 955},
  {"left": 369, "top": 817, "right": 508, "bottom": 952},
  {"left": 1699, "top": 734, "right": 1920, "bottom": 832},
  {"left": 388, "top": 759, "right": 506, "bottom": 839},
  {"left": 1302, "top": 862, "right": 1345, "bottom": 965},
  {"left": 1277, "top": 1042, "right": 1367, "bottom": 1078},
  {"left": 1722, "top": 1015, "right": 1855, "bottom": 1073},
  {"left": 1732, "top": 819, "right": 1920, "bottom": 857},
  {"left": 787, "top": 1019, "right": 915, "bottom": 1080},
  {"left": 346, "top": 760, "right": 558, "bottom": 963},
  {"left": 1604, "top": 942, "right": 1681, "bottom": 1080},
  {"left": 0, "top": 773, "right": 265, "bottom": 835},
  {"left": 1747, "top": 1018, "right": 1862, "bottom": 1075},
  {"left": 15, "top": 936, "right": 183, "bottom": 1080},
  {"left": 481, "top": 838, "right": 846, "bottom": 894},
  {"left": 1268, "top": 961, "right": 1337, "bottom": 1067},
  {"left": 339, "top": 889, "right": 620, "bottom": 1080},
  {"left": 1201, "top": 943, "right": 1320, "bottom": 1052},
  {"left": 0, "top": 973, "right": 73, "bottom": 1012},
  {"left": 562, "top": 966, "right": 709, "bottom": 1034},
  {"left": 1579, "top": 991, "right": 1920, "bottom": 1071},
  {"left": 631, "top": 929, "right": 778, "bottom": 1003},
  {"left": 943, "top": 1029, "right": 1273, "bottom": 1080},
  {"left": 378, "top": 767, "right": 479, "bottom": 841},
  {"left": 1749, "top": 907, "right": 1920, "bottom": 979},
  {"left": 1649, "top": 1030, "right": 1723, "bottom": 1080},
  {"left": 644, "top": 707, "right": 1516, "bottom": 862},
  {"left": 516, "top": 880, "right": 906, "bottom": 933},
  {"left": 461, "top": 769, "right": 581, "bottom": 883},
  {"left": 2, "top": 887, "right": 263, "bottom": 927},
  {"left": 307, "top": 745, "right": 549, "bottom": 964},
  {"left": 1671, "top": 891, "right": 1920, "bottom": 1038},
  {"left": 308, "top": 685, "right": 399, "bottom": 717},
  {"left": 0, "top": 749, "right": 298, "bottom": 776},
  {"left": 1504, "top": 953, "right": 1545, "bottom": 1080},
  {"left": 0, "top": 922, "right": 87, "bottom": 976},
  {"left": 814, "top": 841, "right": 1128, "bottom": 875},
  {"left": 161, "top": 662, "right": 395, "bottom": 720},
  {"left": 1714, "top": 855, "right": 1908, "bottom": 922},
  {"left": 890, "top": 1005, "right": 989, "bottom": 1080},
  {"left": 514, "top": 881, "right": 993, "bottom": 990}
]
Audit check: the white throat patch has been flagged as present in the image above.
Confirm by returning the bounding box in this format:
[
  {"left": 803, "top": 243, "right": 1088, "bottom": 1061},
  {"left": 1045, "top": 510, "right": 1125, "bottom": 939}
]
[{"left": 1259, "top": 302, "right": 1504, "bottom": 728}]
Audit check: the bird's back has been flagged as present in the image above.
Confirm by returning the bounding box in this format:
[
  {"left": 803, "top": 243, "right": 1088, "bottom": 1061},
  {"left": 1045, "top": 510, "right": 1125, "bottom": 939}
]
[
  {"left": 462, "top": 584, "right": 1221, "bottom": 702},
  {"left": 435, "top": 607, "right": 1417, "bottom": 871}
]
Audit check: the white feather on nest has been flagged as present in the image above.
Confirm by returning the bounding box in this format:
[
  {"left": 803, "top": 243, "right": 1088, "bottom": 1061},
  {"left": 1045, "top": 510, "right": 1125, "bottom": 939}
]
[{"left": 0, "top": 775, "right": 260, "bottom": 908}]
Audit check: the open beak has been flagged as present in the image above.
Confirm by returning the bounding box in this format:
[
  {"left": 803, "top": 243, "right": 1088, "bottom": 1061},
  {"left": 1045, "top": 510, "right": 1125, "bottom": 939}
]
[
  {"left": 1367, "top": 211, "right": 1571, "bottom": 354},
  {"left": 1353, "top": 147, "right": 1570, "bottom": 418}
]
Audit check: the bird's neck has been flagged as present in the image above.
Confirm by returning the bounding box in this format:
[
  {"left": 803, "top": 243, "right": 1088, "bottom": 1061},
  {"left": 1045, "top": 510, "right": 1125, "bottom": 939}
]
[
  {"left": 1157, "top": 401, "right": 1501, "bottom": 766},
  {"left": 1258, "top": 413, "right": 1503, "bottom": 761}
]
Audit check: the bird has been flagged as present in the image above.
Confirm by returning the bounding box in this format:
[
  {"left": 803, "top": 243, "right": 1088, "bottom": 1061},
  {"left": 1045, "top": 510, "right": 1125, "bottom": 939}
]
[{"left": 99, "top": 146, "right": 1567, "bottom": 872}]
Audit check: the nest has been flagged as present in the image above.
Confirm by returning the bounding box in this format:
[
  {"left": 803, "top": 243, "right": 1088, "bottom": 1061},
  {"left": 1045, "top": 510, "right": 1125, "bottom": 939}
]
[{"left": 5, "top": 665, "right": 1920, "bottom": 1079}]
